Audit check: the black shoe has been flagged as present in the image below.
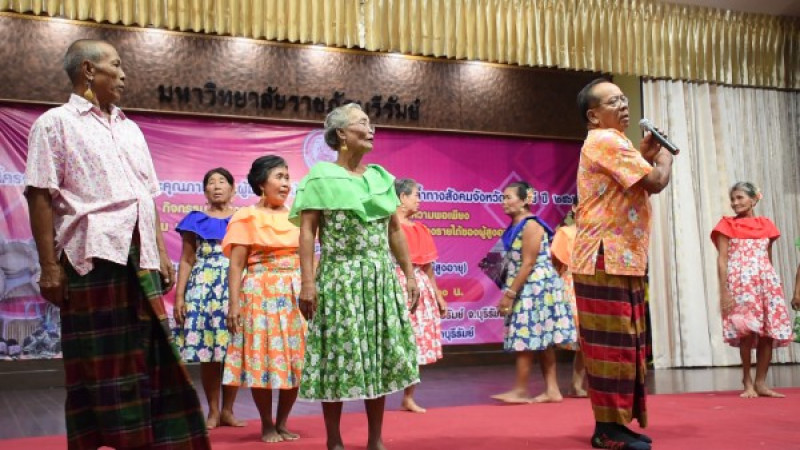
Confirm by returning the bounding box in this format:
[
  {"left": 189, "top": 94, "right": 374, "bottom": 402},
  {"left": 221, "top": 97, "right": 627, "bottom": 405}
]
[
  {"left": 615, "top": 424, "right": 652, "bottom": 444},
  {"left": 591, "top": 432, "right": 652, "bottom": 450}
]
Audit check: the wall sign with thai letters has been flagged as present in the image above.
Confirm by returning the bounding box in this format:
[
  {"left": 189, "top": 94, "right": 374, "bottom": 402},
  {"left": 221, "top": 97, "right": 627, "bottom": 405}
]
[
  {"left": 157, "top": 84, "right": 421, "bottom": 120},
  {"left": 0, "top": 13, "right": 598, "bottom": 138}
]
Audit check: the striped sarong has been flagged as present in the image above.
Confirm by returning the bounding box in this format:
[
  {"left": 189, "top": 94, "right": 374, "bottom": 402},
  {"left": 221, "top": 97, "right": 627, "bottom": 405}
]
[
  {"left": 61, "top": 242, "right": 210, "bottom": 449},
  {"left": 573, "top": 258, "right": 648, "bottom": 428}
]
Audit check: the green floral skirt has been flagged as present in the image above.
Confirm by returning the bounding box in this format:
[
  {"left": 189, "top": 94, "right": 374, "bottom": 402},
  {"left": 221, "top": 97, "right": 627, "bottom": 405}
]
[{"left": 299, "top": 212, "right": 419, "bottom": 401}]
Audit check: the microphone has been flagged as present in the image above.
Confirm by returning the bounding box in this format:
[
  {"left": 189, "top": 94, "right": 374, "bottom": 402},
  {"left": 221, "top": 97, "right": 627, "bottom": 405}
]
[{"left": 639, "top": 118, "right": 680, "bottom": 155}]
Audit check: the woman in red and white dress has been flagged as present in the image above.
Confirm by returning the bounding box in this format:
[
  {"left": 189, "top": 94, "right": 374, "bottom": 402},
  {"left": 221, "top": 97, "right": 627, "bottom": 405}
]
[
  {"left": 394, "top": 178, "right": 447, "bottom": 413},
  {"left": 712, "top": 181, "right": 793, "bottom": 399}
]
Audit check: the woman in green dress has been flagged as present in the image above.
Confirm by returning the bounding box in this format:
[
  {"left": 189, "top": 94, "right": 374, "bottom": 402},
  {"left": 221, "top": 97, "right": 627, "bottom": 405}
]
[{"left": 290, "top": 103, "right": 420, "bottom": 450}]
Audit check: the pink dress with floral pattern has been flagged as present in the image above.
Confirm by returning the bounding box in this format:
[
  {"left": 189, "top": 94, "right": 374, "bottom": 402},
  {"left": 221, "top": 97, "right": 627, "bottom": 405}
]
[
  {"left": 396, "top": 222, "right": 443, "bottom": 365},
  {"left": 396, "top": 268, "right": 443, "bottom": 364},
  {"left": 722, "top": 237, "right": 793, "bottom": 347}
]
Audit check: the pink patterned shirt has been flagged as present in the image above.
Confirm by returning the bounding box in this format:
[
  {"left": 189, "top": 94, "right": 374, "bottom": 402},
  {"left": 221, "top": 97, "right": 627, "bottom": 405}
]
[
  {"left": 570, "top": 128, "right": 653, "bottom": 276},
  {"left": 25, "top": 94, "right": 161, "bottom": 276}
]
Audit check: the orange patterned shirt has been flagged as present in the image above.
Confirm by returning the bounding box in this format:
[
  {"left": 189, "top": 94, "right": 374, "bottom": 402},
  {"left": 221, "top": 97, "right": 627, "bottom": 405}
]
[{"left": 570, "top": 128, "right": 654, "bottom": 276}]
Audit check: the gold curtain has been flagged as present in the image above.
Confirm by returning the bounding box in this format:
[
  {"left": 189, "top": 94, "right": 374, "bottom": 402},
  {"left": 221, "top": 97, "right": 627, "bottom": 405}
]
[
  {"left": 2, "top": 0, "right": 798, "bottom": 89},
  {"left": 0, "top": 0, "right": 364, "bottom": 46},
  {"left": 361, "top": 0, "right": 799, "bottom": 90}
]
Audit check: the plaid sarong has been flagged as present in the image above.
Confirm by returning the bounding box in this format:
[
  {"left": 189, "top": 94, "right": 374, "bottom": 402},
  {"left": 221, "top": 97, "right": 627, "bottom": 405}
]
[
  {"left": 574, "top": 258, "right": 648, "bottom": 428},
  {"left": 61, "top": 242, "right": 210, "bottom": 449}
]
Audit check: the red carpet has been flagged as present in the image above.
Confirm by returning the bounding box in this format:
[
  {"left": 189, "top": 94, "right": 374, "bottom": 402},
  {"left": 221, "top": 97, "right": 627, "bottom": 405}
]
[{"left": 4, "top": 389, "right": 799, "bottom": 449}]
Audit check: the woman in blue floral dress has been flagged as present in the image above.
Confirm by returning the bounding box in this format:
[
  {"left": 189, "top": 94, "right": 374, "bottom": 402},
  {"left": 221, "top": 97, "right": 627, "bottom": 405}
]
[
  {"left": 173, "top": 168, "right": 244, "bottom": 429},
  {"left": 290, "top": 103, "right": 420, "bottom": 450},
  {"left": 492, "top": 181, "right": 578, "bottom": 404}
]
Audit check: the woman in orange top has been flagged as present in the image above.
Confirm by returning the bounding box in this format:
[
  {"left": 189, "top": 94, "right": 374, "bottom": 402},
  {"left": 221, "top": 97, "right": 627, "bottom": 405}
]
[
  {"left": 222, "top": 155, "right": 306, "bottom": 443},
  {"left": 395, "top": 178, "right": 447, "bottom": 413},
  {"left": 550, "top": 202, "right": 587, "bottom": 397}
]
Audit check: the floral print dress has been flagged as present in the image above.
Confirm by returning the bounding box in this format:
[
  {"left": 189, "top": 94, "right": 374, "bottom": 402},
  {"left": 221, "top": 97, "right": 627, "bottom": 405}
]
[
  {"left": 173, "top": 213, "right": 232, "bottom": 363},
  {"left": 503, "top": 222, "right": 578, "bottom": 352},
  {"left": 300, "top": 210, "right": 420, "bottom": 400},
  {"left": 396, "top": 267, "right": 443, "bottom": 365},
  {"left": 396, "top": 221, "right": 443, "bottom": 365},
  {"left": 723, "top": 237, "right": 793, "bottom": 347},
  {"left": 221, "top": 208, "right": 306, "bottom": 389},
  {"left": 712, "top": 216, "right": 793, "bottom": 347}
]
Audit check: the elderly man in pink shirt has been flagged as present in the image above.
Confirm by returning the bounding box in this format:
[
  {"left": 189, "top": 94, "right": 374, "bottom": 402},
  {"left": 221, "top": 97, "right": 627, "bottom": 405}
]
[{"left": 24, "top": 39, "right": 210, "bottom": 449}]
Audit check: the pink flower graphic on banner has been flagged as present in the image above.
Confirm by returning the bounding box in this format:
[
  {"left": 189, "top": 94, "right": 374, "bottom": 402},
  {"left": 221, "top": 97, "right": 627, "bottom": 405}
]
[{"left": 303, "top": 130, "right": 337, "bottom": 168}]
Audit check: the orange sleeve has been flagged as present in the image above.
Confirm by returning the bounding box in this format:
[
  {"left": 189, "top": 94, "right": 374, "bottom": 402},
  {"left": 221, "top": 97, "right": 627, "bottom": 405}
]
[
  {"left": 587, "top": 130, "right": 653, "bottom": 190},
  {"left": 222, "top": 208, "right": 255, "bottom": 257},
  {"left": 551, "top": 226, "right": 576, "bottom": 266},
  {"left": 222, "top": 207, "right": 299, "bottom": 257}
]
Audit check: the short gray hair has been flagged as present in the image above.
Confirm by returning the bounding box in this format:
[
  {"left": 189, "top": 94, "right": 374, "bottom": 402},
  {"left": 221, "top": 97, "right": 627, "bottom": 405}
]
[
  {"left": 323, "top": 103, "right": 362, "bottom": 149},
  {"left": 63, "top": 39, "right": 109, "bottom": 84},
  {"left": 730, "top": 181, "right": 759, "bottom": 200},
  {"left": 395, "top": 178, "right": 418, "bottom": 198}
]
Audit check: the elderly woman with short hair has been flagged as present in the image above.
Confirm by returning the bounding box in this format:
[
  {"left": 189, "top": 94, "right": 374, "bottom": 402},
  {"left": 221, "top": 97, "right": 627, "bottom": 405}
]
[
  {"left": 290, "top": 103, "right": 420, "bottom": 450},
  {"left": 223, "top": 155, "right": 306, "bottom": 443},
  {"left": 393, "top": 178, "right": 446, "bottom": 413}
]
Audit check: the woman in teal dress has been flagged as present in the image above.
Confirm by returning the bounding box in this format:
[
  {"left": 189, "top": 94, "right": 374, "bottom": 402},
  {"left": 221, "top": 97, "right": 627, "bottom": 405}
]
[
  {"left": 491, "top": 181, "right": 578, "bottom": 405},
  {"left": 173, "top": 168, "right": 245, "bottom": 429},
  {"left": 290, "top": 103, "right": 420, "bottom": 450}
]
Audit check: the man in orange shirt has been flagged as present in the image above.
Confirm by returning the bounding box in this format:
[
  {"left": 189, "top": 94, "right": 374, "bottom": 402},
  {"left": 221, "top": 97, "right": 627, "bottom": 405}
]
[{"left": 570, "top": 79, "right": 673, "bottom": 450}]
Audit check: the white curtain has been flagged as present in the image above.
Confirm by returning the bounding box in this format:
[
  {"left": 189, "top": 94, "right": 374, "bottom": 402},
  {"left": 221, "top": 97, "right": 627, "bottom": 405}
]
[{"left": 643, "top": 80, "right": 800, "bottom": 368}]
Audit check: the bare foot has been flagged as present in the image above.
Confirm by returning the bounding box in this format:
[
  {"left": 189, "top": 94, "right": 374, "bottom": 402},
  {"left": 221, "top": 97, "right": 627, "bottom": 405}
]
[
  {"left": 755, "top": 384, "right": 785, "bottom": 398},
  {"left": 740, "top": 388, "right": 758, "bottom": 398},
  {"left": 531, "top": 391, "right": 563, "bottom": 403},
  {"left": 401, "top": 397, "right": 427, "bottom": 413},
  {"left": 219, "top": 410, "right": 246, "bottom": 427},
  {"left": 261, "top": 425, "right": 284, "bottom": 443},
  {"left": 491, "top": 389, "right": 531, "bottom": 404},
  {"left": 367, "top": 439, "right": 387, "bottom": 450},
  {"left": 570, "top": 386, "right": 589, "bottom": 398},
  {"left": 206, "top": 411, "right": 220, "bottom": 430},
  {"left": 277, "top": 425, "right": 300, "bottom": 441},
  {"left": 326, "top": 441, "right": 345, "bottom": 450},
  {"left": 740, "top": 379, "right": 757, "bottom": 398}
]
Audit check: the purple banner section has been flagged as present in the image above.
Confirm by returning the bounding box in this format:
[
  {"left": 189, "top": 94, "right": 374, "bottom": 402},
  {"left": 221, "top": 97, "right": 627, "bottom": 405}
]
[{"left": 0, "top": 102, "right": 579, "bottom": 358}]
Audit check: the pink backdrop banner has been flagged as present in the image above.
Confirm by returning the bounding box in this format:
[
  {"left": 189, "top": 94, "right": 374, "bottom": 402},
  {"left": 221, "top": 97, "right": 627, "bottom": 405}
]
[{"left": 0, "top": 103, "right": 579, "bottom": 357}]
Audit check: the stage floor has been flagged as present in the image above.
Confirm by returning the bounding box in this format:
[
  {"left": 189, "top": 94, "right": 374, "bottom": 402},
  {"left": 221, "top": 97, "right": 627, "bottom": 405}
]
[{"left": 2, "top": 362, "right": 800, "bottom": 445}]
